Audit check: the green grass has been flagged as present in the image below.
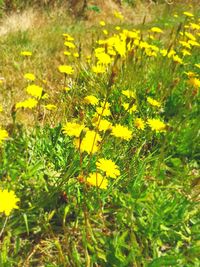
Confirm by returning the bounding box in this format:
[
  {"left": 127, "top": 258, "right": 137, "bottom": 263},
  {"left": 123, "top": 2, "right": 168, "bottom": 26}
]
[{"left": 0, "top": 2, "right": 200, "bottom": 266}]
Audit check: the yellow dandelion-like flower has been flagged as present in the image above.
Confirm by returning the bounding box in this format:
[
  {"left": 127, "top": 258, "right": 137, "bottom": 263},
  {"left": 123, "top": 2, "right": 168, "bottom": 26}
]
[
  {"left": 92, "top": 64, "right": 107, "bottom": 74},
  {"left": 96, "top": 102, "right": 111, "bottom": 117},
  {"left": 58, "top": 65, "right": 74, "bottom": 75},
  {"left": 64, "top": 51, "right": 71, "bottom": 56},
  {"left": 111, "top": 124, "right": 132, "bottom": 140},
  {"left": 20, "top": 51, "right": 32, "bottom": 56},
  {"left": 0, "top": 129, "right": 9, "bottom": 145},
  {"left": 147, "top": 97, "right": 161, "bottom": 107},
  {"left": 115, "top": 26, "right": 121, "bottom": 31},
  {"left": 188, "top": 77, "right": 200, "bottom": 88},
  {"left": 122, "top": 90, "right": 136, "bottom": 99},
  {"left": 96, "top": 158, "right": 120, "bottom": 178},
  {"left": 151, "top": 27, "right": 163, "bottom": 33},
  {"left": 181, "top": 49, "right": 191, "bottom": 56},
  {"left": 84, "top": 95, "right": 99, "bottom": 106},
  {"left": 62, "top": 122, "right": 85, "bottom": 138},
  {"left": 173, "top": 55, "right": 183, "bottom": 64},
  {"left": 103, "top": 29, "right": 108, "bottom": 35},
  {"left": 92, "top": 117, "right": 112, "bottom": 132},
  {"left": 76, "top": 130, "right": 102, "bottom": 154},
  {"left": 188, "top": 40, "right": 200, "bottom": 47},
  {"left": 99, "top": 20, "right": 106, "bottom": 26},
  {"left": 73, "top": 52, "right": 79, "bottom": 58},
  {"left": 0, "top": 105, "right": 3, "bottom": 112},
  {"left": 183, "top": 11, "right": 194, "bottom": 17},
  {"left": 0, "top": 189, "right": 20, "bottom": 216},
  {"left": 134, "top": 118, "right": 145, "bottom": 130},
  {"left": 147, "top": 118, "right": 166, "bottom": 132},
  {"left": 24, "top": 73, "right": 35, "bottom": 81},
  {"left": 96, "top": 52, "right": 112, "bottom": 65},
  {"left": 114, "top": 11, "right": 124, "bottom": 20},
  {"left": 63, "top": 33, "right": 74, "bottom": 41},
  {"left": 86, "top": 173, "right": 108, "bottom": 189},
  {"left": 16, "top": 98, "right": 38, "bottom": 109},
  {"left": 122, "top": 103, "right": 137, "bottom": 113},
  {"left": 64, "top": 41, "right": 76, "bottom": 49},
  {"left": 179, "top": 41, "right": 191, "bottom": 49},
  {"left": 26, "top": 84, "right": 43, "bottom": 99},
  {"left": 44, "top": 104, "right": 57, "bottom": 111},
  {"left": 64, "top": 87, "right": 71, "bottom": 92},
  {"left": 185, "top": 32, "right": 196, "bottom": 41}
]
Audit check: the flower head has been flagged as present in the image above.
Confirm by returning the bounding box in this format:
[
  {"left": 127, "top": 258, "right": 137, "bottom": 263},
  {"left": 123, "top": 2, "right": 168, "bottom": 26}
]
[
  {"left": 16, "top": 98, "right": 38, "bottom": 109},
  {"left": 147, "top": 118, "right": 166, "bottom": 132},
  {"left": 147, "top": 97, "right": 161, "bottom": 107},
  {"left": 111, "top": 124, "right": 132, "bottom": 140},
  {"left": 86, "top": 173, "right": 108, "bottom": 189},
  {"left": 0, "top": 189, "right": 20, "bottom": 216},
  {"left": 26, "top": 84, "right": 43, "bottom": 99},
  {"left": 62, "top": 122, "right": 85, "bottom": 138},
  {"left": 96, "top": 158, "right": 120, "bottom": 178},
  {"left": 58, "top": 65, "right": 74, "bottom": 75},
  {"left": 24, "top": 73, "right": 35, "bottom": 81},
  {"left": 20, "top": 51, "right": 32, "bottom": 56},
  {"left": 0, "top": 129, "right": 9, "bottom": 145},
  {"left": 134, "top": 118, "right": 145, "bottom": 130}
]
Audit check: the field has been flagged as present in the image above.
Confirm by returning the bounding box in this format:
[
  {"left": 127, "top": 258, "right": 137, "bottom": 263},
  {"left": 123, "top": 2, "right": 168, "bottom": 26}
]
[{"left": 0, "top": 1, "right": 200, "bottom": 266}]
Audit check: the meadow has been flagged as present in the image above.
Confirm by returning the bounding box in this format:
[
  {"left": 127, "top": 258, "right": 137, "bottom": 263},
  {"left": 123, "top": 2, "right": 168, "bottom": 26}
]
[{"left": 0, "top": 1, "right": 200, "bottom": 266}]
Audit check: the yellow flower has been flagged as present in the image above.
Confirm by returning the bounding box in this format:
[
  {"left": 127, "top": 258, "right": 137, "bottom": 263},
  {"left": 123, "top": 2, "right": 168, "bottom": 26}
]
[
  {"left": 64, "top": 51, "right": 71, "bottom": 56},
  {"left": 183, "top": 11, "right": 194, "bottom": 17},
  {"left": 188, "top": 78, "right": 200, "bottom": 88},
  {"left": 115, "top": 26, "right": 121, "bottom": 31},
  {"left": 96, "top": 158, "right": 120, "bottom": 178},
  {"left": 0, "top": 105, "right": 3, "bottom": 112},
  {"left": 122, "top": 90, "right": 136, "bottom": 99},
  {"left": 151, "top": 27, "right": 163, "bottom": 33},
  {"left": 76, "top": 130, "right": 102, "bottom": 154},
  {"left": 92, "top": 117, "right": 112, "bottom": 132},
  {"left": 26, "top": 84, "right": 43, "bottom": 99},
  {"left": 62, "top": 122, "right": 85, "bottom": 138},
  {"left": 24, "top": 73, "right": 35, "bottom": 81},
  {"left": 44, "top": 104, "right": 57, "bottom": 111},
  {"left": 73, "top": 52, "right": 79, "bottom": 58},
  {"left": 134, "top": 118, "right": 145, "bottom": 130},
  {"left": 16, "top": 98, "right": 38, "bottom": 109},
  {"left": 92, "top": 64, "right": 106, "bottom": 74},
  {"left": 173, "top": 55, "right": 183, "bottom": 64},
  {"left": 99, "top": 20, "right": 106, "bottom": 26},
  {"left": 122, "top": 103, "right": 137, "bottom": 113},
  {"left": 114, "top": 11, "right": 124, "bottom": 20},
  {"left": 96, "top": 52, "right": 112, "bottom": 65},
  {"left": 147, "top": 118, "right": 166, "bottom": 132},
  {"left": 179, "top": 41, "right": 191, "bottom": 49},
  {"left": 103, "top": 30, "right": 108, "bottom": 35},
  {"left": 188, "top": 40, "right": 200, "bottom": 47},
  {"left": 58, "top": 65, "right": 74, "bottom": 75},
  {"left": 96, "top": 102, "right": 111, "bottom": 117},
  {"left": 64, "top": 87, "right": 71, "bottom": 92},
  {"left": 84, "top": 95, "right": 99, "bottom": 105},
  {"left": 0, "top": 189, "right": 19, "bottom": 216},
  {"left": 20, "top": 51, "right": 32, "bottom": 56},
  {"left": 111, "top": 124, "right": 132, "bottom": 140},
  {"left": 86, "top": 173, "right": 108, "bottom": 189},
  {"left": 147, "top": 97, "right": 161, "bottom": 107},
  {"left": 63, "top": 33, "right": 74, "bottom": 41},
  {"left": 181, "top": 49, "right": 191, "bottom": 56},
  {"left": 0, "top": 129, "right": 8, "bottom": 145},
  {"left": 64, "top": 41, "right": 76, "bottom": 49},
  {"left": 185, "top": 32, "right": 196, "bottom": 41}
]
